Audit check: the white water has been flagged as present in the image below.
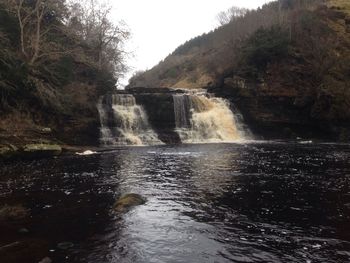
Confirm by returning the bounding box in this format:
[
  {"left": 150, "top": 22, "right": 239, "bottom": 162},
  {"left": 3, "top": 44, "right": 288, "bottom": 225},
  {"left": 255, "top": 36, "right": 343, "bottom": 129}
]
[
  {"left": 173, "top": 93, "right": 247, "bottom": 143},
  {"left": 97, "top": 94, "right": 162, "bottom": 146},
  {"left": 97, "top": 98, "right": 114, "bottom": 145}
]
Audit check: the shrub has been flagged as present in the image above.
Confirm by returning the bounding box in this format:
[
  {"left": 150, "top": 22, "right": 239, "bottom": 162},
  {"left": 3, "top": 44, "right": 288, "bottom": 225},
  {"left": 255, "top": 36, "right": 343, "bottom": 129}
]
[{"left": 238, "top": 26, "right": 290, "bottom": 78}]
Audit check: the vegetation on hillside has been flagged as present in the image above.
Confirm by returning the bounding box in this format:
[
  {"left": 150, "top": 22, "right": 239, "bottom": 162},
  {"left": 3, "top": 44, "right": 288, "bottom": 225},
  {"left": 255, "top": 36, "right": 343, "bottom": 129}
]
[
  {"left": 127, "top": 0, "right": 350, "bottom": 140},
  {"left": 128, "top": 0, "right": 329, "bottom": 89},
  {"left": 0, "top": 0, "right": 128, "bottom": 143}
]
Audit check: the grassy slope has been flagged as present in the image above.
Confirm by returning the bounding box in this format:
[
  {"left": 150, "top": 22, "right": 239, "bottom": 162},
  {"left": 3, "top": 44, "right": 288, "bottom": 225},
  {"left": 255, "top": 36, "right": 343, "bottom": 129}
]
[{"left": 130, "top": 0, "right": 350, "bottom": 90}]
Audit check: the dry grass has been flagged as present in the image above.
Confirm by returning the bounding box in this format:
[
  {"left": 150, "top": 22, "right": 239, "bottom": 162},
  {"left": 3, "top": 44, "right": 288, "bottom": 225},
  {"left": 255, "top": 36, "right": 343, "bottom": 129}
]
[
  {"left": 328, "top": 0, "right": 350, "bottom": 14},
  {"left": 171, "top": 74, "right": 214, "bottom": 89}
]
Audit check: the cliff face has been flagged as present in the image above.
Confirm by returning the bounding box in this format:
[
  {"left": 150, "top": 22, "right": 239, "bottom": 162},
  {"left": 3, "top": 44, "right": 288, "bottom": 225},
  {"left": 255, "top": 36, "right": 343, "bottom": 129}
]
[
  {"left": 209, "top": 76, "right": 346, "bottom": 141},
  {"left": 0, "top": 69, "right": 107, "bottom": 147},
  {"left": 129, "top": 0, "right": 350, "bottom": 141},
  {"left": 210, "top": 1, "right": 350, "bottom": 141}
]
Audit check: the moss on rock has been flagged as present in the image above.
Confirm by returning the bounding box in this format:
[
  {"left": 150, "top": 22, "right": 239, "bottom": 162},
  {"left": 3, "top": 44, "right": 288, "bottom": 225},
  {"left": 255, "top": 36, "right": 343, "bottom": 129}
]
[
  {"left": 21, "top": 144, "right": 62, "bottom": 159},
  {"left": 113, "top": 193, "right": 146, "bottom": 213}
]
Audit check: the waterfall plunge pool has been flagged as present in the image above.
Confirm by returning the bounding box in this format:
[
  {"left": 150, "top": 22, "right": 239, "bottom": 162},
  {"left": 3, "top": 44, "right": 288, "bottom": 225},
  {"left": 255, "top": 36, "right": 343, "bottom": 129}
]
[{"left": 1, "top": 142, "right": 350, "bottom": 263}]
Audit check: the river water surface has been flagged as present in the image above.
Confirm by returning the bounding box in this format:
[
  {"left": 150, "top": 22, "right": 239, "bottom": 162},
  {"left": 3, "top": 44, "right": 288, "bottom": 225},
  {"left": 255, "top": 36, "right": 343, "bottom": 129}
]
[{"left": 1, "top": 142, "right": 350, "bottom": 262}]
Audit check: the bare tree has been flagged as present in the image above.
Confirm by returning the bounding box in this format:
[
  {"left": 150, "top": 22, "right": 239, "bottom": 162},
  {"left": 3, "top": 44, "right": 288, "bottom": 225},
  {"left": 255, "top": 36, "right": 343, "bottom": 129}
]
[
  {"left": 216, "top": 6, "right": 249, "bottom": 26},
  {"left": 3, "top": 0, "right": 68, "bottom": 65},
  {"left": 67, "top": 0, "right": 129, "bottom": 76}
]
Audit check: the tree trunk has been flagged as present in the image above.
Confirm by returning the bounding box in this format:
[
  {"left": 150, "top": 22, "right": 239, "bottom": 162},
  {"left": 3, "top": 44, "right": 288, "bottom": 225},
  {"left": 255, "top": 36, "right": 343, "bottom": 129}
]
[
  {"left": 17, "top": 0, "right": 27, "bottom": 58},
  {"left": 29, "top": 1, "right": 44, "bottom": 65}
]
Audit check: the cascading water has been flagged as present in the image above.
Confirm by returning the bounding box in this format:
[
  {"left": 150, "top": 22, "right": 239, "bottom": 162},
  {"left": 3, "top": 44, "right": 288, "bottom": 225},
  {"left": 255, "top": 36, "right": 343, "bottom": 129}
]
[
  {"left": 97, "top": 94, "right": 162, "bottom": 146},
  {"left": 173, "top": 92, "right": 248, "bottom": 143}
]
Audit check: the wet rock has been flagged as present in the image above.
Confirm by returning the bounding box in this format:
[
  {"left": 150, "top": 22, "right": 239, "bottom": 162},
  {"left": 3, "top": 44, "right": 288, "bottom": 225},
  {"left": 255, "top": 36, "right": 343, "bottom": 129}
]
[
  {"left": 18, "top": 228, "right": 30, "bottom": 234},
  {"left": 0, "top": 205, "right": 29, "bottom": 221},
  {"left": 0, "top": 144, "right": 18, "bottom": 160},
  {"left": 133, "top": 92, "right": 181, "bottom": 144},
  {"left": 114, "top": 193, "right": 146, "bottom": 213},
  {"left": 21, "top": 144, "right": 62, "bottom": 159},
  {"left": 38, "top": 257, "right": 52, "bottom": 263}
]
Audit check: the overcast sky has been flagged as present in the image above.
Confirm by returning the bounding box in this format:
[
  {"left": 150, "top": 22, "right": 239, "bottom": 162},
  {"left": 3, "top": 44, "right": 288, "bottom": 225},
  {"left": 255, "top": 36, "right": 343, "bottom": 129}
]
[{"left": 112, "top": 0, "right": 271, "bottom": 86}]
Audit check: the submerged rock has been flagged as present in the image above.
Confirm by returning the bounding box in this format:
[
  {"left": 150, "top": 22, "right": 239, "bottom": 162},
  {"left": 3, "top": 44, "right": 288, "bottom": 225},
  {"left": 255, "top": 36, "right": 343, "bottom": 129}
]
[
  {"left": 114, "top": 193, "right": 146, "bottom": 213},
  {"left": 0, "top": 205, "right": 29, "bottom": 221},
  {"left": 21, "top": 144, "right": 62, "bottom": 159},
  {"left": 57, "top": 242, "right": 74, "bottom": 250}
]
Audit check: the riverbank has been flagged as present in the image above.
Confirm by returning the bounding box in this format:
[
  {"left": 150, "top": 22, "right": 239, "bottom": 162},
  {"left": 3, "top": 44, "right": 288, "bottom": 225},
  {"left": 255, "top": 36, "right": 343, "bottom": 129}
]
[{"left": 0, "top": 139, "right": 101, "bottom": 162}]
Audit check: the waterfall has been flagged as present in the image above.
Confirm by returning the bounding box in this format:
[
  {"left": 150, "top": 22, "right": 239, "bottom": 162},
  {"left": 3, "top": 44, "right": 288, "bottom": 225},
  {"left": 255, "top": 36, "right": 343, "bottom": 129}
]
[
  {"left": 97, "top": 97, "right": 115, "bottom": 145},
  {"left": 173, "top": 95, "right": 191, "bottom": 128},
  {"left": 97, "top": 94, "right": 162, "bottom": 146},
  {"left": 173, "top": 92, "right": 248, "bottom": 143}
]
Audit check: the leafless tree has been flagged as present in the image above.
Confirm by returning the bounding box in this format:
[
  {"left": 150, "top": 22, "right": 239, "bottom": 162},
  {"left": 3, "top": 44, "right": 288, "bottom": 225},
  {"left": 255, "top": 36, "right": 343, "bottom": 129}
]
[
  {"left": 216, "top": 6, "right": 249, "bottom": 26},
  {"left": 67, "top": 0, "right": 129, "bottom": 76},
  {"left": 3, "top": 0, "right": 68, "bottom": 66}
]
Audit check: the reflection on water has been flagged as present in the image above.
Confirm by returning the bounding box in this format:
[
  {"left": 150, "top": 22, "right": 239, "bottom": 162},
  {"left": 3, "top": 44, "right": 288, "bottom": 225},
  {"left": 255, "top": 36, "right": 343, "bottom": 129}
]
[{"left": 1, "top": 143, "right": 350, "bottom": 263}]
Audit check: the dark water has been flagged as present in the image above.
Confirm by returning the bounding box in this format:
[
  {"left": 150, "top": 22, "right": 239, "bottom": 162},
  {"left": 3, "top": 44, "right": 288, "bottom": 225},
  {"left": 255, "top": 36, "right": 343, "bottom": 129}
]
[{"left": 1, "top": 142, "right": 350, "bottom": 263}]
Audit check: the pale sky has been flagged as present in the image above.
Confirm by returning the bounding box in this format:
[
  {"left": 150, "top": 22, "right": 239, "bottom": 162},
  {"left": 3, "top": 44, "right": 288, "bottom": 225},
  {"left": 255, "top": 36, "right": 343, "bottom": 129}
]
[{"left": 112, "top": 0, "right": 271, "bottom": 86}]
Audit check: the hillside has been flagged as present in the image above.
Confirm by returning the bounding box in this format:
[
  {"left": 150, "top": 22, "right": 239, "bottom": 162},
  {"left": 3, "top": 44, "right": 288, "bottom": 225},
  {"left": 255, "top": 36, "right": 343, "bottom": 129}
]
[
  {"left": 0, "top": 0, "right": 127, "bottom": 149},
  {"left": 128, "top": 0, "right": 350, "bottom": 141}
]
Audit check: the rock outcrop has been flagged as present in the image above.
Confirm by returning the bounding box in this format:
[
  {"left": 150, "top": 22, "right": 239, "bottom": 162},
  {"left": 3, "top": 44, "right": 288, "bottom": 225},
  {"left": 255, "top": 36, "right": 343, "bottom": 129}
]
[
  {"left": 132, "top": 88, "right": 182, "bottom": 144},
  {"left": 0, "top": 143, "right": 63, "bottom": 161},
  {"left": 21, "top": 144, "right": 62, "bottom": 159}
]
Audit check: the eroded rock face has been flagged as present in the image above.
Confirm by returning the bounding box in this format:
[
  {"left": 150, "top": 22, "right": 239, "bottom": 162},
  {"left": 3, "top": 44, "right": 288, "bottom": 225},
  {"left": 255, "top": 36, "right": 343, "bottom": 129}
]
[
  {"left": 209, "top": 77, "right": 350, "bottom": 141},
  {"left": 58, "top": 117, "right": 100, "bottom": 146},
  {"left": 134, "top": 93, "right": 181, "bottom": 144},
  {"left": 113, "top": 194, "right": 146, "bottom": 213}
]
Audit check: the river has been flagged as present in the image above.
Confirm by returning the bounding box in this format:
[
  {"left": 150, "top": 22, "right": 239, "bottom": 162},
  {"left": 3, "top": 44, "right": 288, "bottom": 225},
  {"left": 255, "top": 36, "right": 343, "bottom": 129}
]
[{"left": 1, "top": 142, "right": 350, "bottom": 262}]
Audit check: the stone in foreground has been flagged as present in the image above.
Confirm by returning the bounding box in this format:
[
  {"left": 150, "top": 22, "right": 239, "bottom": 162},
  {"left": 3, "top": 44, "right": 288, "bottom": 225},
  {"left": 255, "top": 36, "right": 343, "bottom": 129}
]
[{"left": 113, "top": 193, "right": 146, "bottom": 213}]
